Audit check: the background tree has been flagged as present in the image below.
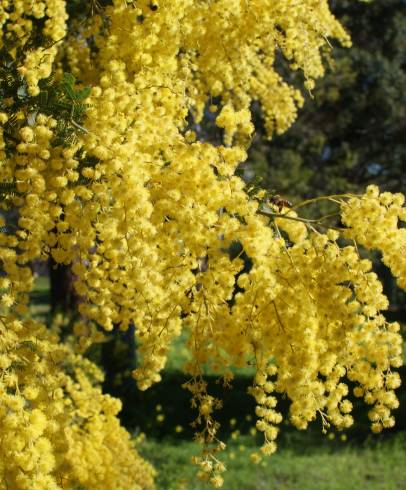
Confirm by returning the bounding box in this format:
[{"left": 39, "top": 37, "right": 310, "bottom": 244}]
[{"left": 248, "top": 0, "right": 406, "bottom": 204}]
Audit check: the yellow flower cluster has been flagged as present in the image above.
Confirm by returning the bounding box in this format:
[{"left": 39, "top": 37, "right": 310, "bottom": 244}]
[
  {"left": 0, "top": 0, "right": 402, "bottom": 487},
  {"left": 0, "top": 315, "right": 155, "bottom": 490},
  {"left": 0, "top": 0, "right": 68, "bottom": 95},
  {"left": 341, "top": 185, "right": 406, "bottom": 291},
  {"left": 216, "top": 105, "right": 253, "bottom": 146}
]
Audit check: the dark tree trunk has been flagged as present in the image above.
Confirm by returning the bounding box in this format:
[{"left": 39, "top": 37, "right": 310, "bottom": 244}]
[
  {"left": 101, "top": 324, "right": 137, "bottom": 398},
  {"left": 49, "top": 259, "right": 78, "bottom": 315}
]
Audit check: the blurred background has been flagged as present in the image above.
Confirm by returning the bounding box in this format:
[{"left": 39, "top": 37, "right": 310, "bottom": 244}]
[{"left": 30, "top": 0, "right": 406, "bottom": 488}]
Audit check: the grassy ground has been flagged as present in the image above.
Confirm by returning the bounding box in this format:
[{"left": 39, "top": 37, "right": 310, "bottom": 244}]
[{"left": 139, "top": 433, "right": 406, "bottom": 490}]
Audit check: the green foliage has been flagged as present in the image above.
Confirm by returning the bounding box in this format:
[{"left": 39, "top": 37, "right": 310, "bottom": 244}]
[
  {"left": 0, "top": 181, "right": 17, "bottom": 196},
  {"left": 38, "top": 73, "right": 91, "bottom": 122},
  {"left": 37, "top": 73, "right": 91, "bottom": 145},
  {"left": 0, "top": 60, "right": 90, "bottom": 152},
  {"left": 0, "top": 67, "right": 91, "bottom": 207},
  {"left": 66, "top": 0, "right": 112, "bottom": 18}
]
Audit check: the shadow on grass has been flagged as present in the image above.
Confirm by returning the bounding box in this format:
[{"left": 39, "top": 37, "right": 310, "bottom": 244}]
[{"left": 119, "top": 366, "right": 406, "bottom": 452}]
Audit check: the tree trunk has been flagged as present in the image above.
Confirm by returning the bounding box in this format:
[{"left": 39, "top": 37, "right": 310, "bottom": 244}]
[
  {"left": 101, "top": 324, "right": 137, "bottom": 398},
  {"left": 49, "top": 259, "right": 78, "bottom": 315}
]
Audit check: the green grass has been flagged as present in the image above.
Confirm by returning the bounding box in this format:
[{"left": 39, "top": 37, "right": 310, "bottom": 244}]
[{"left": 139, "top": 433, "right": 406, "bottom": 490}]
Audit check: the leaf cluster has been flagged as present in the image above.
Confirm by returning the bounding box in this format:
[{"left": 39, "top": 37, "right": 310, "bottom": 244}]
[{"left": 0, "top": 53, "right": 91, "bottom": 146}]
